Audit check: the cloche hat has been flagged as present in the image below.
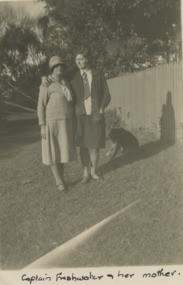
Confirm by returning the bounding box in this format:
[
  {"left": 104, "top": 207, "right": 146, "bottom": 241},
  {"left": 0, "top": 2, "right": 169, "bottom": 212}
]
[{"left": 49, "top": 56, "right": 65, "bottom": 70}]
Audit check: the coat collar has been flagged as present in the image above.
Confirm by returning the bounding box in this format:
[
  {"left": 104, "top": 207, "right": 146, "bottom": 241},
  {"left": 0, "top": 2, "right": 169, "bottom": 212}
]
[
  {"left": 80, "top": 69, "right": 92, "bottom": 77},
  {"left": 76, "top": 68, "right": 101, "bottom": 78},
  {"left": 91, "top": 68, "right": 101, "bottom": 76}
]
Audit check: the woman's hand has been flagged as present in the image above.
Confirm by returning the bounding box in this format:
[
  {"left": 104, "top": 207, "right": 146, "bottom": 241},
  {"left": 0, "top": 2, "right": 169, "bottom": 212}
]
[
  {"left": 41, "top": 125, "right": 46, "bottom": 140},
  {"left": 41, "top": 76, "right": 52, "bottom": 87},
  {"left": 99, "top": 108, "right": 104, "bottom": 114}
]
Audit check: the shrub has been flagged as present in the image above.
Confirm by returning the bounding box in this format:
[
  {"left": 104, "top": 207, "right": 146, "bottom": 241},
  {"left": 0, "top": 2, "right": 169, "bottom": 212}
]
[{"left": 105, "top": 107, "right": 126, "bottom": 138}]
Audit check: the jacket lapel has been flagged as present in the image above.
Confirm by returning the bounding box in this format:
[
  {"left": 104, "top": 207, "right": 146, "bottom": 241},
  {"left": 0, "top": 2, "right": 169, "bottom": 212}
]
[
  {"left": 75, "top": 71, "right": 84, "bottom": 99},
  {"left": 91, "top": 69, "right": 99, "bottom": 95}
]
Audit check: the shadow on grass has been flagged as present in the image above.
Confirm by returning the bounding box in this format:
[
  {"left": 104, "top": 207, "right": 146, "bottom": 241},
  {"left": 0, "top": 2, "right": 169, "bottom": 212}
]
[
  {"left": 99, "top": 140, "right": 173, "bottom": 176},
  {"left": 0, "top": 119, "right": 40, "bottom": 159},
  {"left": 67, "top": 177, "right": 82, "bottom": 188}
]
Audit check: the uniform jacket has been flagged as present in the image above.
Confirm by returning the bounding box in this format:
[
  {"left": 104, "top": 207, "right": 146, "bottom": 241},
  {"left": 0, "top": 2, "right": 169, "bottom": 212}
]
[{"left": 70, "top": 69, "right": 111, "bottom": 120}]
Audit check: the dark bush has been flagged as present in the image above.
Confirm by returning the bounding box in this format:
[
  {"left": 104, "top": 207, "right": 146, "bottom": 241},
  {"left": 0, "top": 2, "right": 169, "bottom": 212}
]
[{"left": 105, "top": 108, "right": 126, "bottom": 138}]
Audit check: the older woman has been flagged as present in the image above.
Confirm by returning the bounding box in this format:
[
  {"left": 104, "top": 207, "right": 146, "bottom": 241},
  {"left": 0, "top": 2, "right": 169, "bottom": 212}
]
[{"left": 37, "top": 56, "right": 76, "bottom": 192}]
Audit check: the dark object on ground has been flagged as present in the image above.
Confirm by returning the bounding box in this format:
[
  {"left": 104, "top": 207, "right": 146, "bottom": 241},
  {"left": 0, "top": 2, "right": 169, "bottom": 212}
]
[{"left": 106, "top": 128, "right": 139, "bottom": 161}]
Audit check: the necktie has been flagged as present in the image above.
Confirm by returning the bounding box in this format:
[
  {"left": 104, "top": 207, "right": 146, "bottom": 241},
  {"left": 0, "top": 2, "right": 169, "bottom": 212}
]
[{"left": 82, "top": 72, "right": 91, "bottom": 100}]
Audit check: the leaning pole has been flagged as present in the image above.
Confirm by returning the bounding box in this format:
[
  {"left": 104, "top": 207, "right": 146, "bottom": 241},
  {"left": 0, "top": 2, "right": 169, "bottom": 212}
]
[{"left": 181, "top": 0, "right": 183, "bottom": 58}]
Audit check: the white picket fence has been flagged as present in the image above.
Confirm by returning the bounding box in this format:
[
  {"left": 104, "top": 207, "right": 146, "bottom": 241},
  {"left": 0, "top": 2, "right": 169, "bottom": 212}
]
[{"left": 107, "top": 61, "right": 183, "bottom": 142}]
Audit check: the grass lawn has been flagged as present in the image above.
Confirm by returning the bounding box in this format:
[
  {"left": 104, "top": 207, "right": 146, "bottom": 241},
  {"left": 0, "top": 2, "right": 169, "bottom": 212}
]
[{"left": 0, "top": 120, "right": 183, "bottom": 269}]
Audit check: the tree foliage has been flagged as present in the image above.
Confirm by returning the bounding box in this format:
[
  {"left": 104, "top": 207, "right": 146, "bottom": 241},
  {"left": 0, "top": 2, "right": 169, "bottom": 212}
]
[
  {"left": 0, "top": 4, "right": 44, "bottom": 107},
  {"left": 0, "top": 0, "right": 181, "bottom": 109},
  {"left": 39, "top": 0, "right": 181, "bottom": 77}
]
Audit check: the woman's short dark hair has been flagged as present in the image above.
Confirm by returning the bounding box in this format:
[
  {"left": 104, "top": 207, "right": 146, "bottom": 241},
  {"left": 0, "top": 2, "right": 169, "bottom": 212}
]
[{"left": 75, "top": 48, "right": 92, "bottom": 62}]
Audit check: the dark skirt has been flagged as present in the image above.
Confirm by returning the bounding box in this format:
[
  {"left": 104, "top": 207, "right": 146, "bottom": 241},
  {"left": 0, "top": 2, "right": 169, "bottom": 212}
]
[{"left": 75, "top": 115, "right": 106, "bottom": 148}]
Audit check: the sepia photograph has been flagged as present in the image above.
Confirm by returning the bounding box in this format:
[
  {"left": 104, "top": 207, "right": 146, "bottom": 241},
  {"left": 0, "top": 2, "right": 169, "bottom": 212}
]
[{"left": 0, "top": 0, "right": 183, "bottom": 284}]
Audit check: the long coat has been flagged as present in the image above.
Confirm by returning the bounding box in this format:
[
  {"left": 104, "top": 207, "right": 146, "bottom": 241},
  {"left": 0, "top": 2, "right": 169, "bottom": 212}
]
[
  {"left": 37, "top": 80, "right": 76, "bottom": 165},
  {"left": 70, "top": 69, "right": 111, "bottom": 121},
  {"left": 37, "top": 80, "right": 74, "bottom": 125}
]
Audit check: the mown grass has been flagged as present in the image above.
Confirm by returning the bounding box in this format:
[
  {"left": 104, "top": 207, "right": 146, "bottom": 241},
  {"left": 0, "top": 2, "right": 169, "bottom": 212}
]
[{"left": 0, "top": 121, "right": 183, "bottom": 269}]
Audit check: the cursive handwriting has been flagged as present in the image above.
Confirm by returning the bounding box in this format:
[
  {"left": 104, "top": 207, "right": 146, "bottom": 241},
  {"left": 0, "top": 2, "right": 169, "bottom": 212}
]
[
  {"left": 21, "top": 268, "right": 181, "bottom": 284},
  {"left": 56, "top": 272, "right": 103, "bottom": 281},
  {"left": 22, "top": 274, "right": 51, "bottom": 284}
]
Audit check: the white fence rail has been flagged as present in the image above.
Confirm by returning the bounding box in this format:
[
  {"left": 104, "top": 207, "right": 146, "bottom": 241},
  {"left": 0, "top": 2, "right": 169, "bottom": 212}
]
[{"left": 107, "top": 62, "right": 183, "bottom": 142}]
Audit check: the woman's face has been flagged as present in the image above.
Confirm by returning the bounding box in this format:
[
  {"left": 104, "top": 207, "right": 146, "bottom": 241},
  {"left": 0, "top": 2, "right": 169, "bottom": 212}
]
[
  {"left": 52, "top": 64, "right": 65, "bottom": 76},
  {"left": 75, "top": 54, "right": 89, "bottom": 70}
]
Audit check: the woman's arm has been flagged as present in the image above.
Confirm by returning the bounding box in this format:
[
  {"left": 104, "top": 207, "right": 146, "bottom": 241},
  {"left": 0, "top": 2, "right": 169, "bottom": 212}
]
[
  {"left": 37, "top": 86, "right": 48, "bottom": 139},
  {"left": 100, "top": 75, "right": 111, "bottom": 112},
  {"left": 40, "top": 125, "right": 46, "bottom": 140},
  {"left": 41, "top": 75, "right": 53, "bottom": 87}
]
